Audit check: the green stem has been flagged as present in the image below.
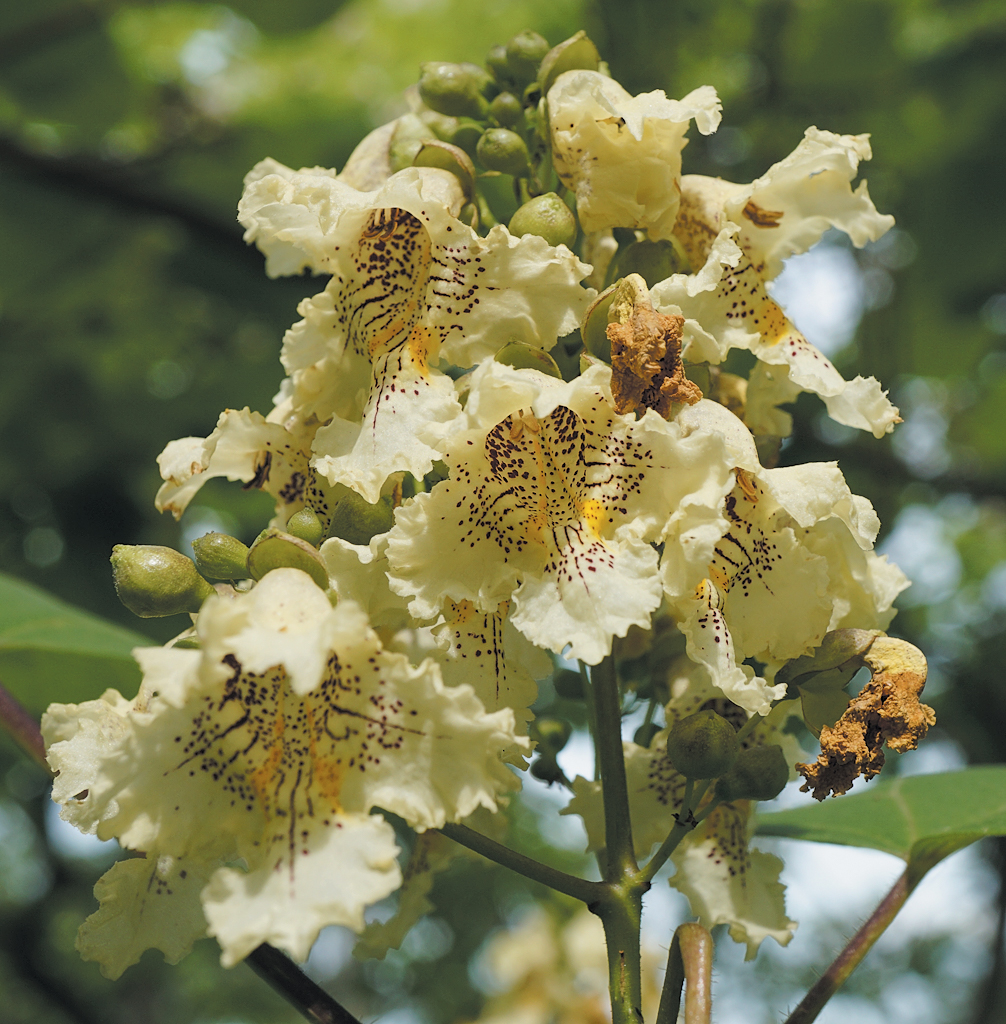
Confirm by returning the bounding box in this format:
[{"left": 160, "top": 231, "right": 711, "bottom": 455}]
[
  {"left": 784, "top": 867, "right": 916, "bottom": 1023},
  {"left": 591, "top": 656, "right": 638, "bottom": 881},
  {"left": 580, "top": 660, "right": 599, "bottom": 781},
  {"left": 641, "top": 782, "right": 723, "bottom": 885},
  {"left": 438, "top": 822, "right": 601, "bottom": 904},
  {"left": 597, "top": 888, "right": 644, "bottom": 1024}
]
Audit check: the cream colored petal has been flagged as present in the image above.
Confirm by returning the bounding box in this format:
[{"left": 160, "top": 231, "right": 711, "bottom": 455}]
[
  {"left": 154, "top": 409, "right": 311, "bottom": 521},
  {"left": 548, "top": 70, "right": 720, "bottom": 239},
  {"left": 320, "top": 533, "right": 411, "bottom": 633},
  {"left": 670, "top": 803, "right": 797, "bottom": 959},
  {"left": 203, "top": 811, "right": 401, "bottom": 966},
  {"left": 76, "top": 852, "right": 215, "bottom": 979}
]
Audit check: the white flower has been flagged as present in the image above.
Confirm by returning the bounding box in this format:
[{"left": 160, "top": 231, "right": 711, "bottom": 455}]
[
  {"left": 386, "top": 360, "right": 736, "bottom": 664},
  {"left": 661, "top": 451, "right": 908, "bottom": 714},
  {"left": 651, "top": 128, "right": 899, "bottom": 438},
  {"left": 239, "top": 161, "right": 593, "bottom": 503},
  {"left": 44, "top": 569, "right": 520, "bottom": 968},
  {"left": 548, "top": 70, "right": 721, "bottom": 238}
]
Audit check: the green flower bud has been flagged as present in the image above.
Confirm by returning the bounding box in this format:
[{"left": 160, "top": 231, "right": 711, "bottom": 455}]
[
  {"left": 412, "top": 139, "right": 476, "bottom": 202},
  {"left": 286, "top": 508, "right": 324, "bottom": 547},
  {"left": 509, "top": 193, "right": 577, "bottom": 250},
  {"left": 529, "top": 716, "right": 572, "bottom": 754},
  {"left": 538, "top": 31, "right": 600, "bottom": 96},
  {"left": 614, "top": 239, "right": 690, "bottom": 288},
  {"left": 477, "top": 128, "right": 530, "bottom": 176},
  {"left": 446, "top": 117, "right": 484, "bottom": 159},
  {"left": 530, "top": 752, "right": 566, "bottom": 785},
  {"left": 328, "top": 490, "right": 395, "bottom": 546},
  {"left": 111, "top": 544, "right": 215, "bottom": 618},
  {"left": 666, "top": 709, "right": 739, "bottom": 780},
  {"left": 495, "top": 341, "right": 562, "bottom": 378},
  {"left": 191, "top": 532, "right": 251, "bottom": 580},
  {"left": 715, "top": 745, "right": 789, "bottom": 803},
  {"left": 553, "top": 668, "right": 584, "bottom": 700},
  {"left": 389, "top": 113, "right": 437, "bottom": 173},
  {"left": 418, "top": 61, "right": 494, "bottom": 119},
  {"left": 488, "top": 91, "right": 524, "bottom": 129},
  {"left": 247, "top": 529, "right": 329, "bottom": 591},
  {"left": 633, "top": 722, "right": 662, "bottom": 748},
  {"left": 485, "top": 44, "right": 512, "bottom": 86},
  {"left": 580, "top": 283, "right": 617, "bottom": 362},
  {"left": 505, "top": 30, "right": 549, "bottom": 85}
]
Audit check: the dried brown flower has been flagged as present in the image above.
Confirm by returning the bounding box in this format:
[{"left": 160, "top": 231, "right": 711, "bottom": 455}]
[
  {"left": 797, "top": 637, "right": 935, "bottom": 800},
  {"left": 605, "top": 274, "right": 702, "bottom": 418}
]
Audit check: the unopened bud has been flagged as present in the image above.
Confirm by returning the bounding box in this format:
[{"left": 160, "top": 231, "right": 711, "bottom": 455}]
[
  {"left": 247, "top": 530, "right": 329, "bottom": 591},
  {"left": 530, "top": 716, "right": 572, "bottom": 754},
  {"left": 530, "top": 752, "right": 566, "bottom": 785},
  {"left": 508, "top": 193, "right": 576, "bottom": 248},
  {"left": 328, "top": 491, "right": 395, "bottom": 546},
  {"left": 111, "top": 544, "right": 214, "bottom": 618},
  {"left": 419, "top": 62, "right": 494, "bottom": 119},
  {"left": 286, "top": 508, "right": 324, "bottom": 547},
  {"left": 485, "top": 44, "right": 513, "bottom": 87},
  {"left": 614, "top": 239, "right": 690, "bottom": 287},
  {"left": 488, "top": 91, "right": 523, "bottom": 129},
  {"left": 446, "top": 117, "right": 484, "bottom": 159},
  {"left": 389, "top": 113, "right": 437, "bottom": 173},
  {"left": 633, "top": 722, "right": 662, "bottom": 748},
  {"left": 191, "top": 532, "right": 250, "bottom": 580},
  {"left": 505, "top": 30, "right": 549, "bottom": 85},
  {"left": 666, "top": 709, "right": 739, "bottom": 780},
  {"left": 495, "top": 341, "right": 562, "bottom": 378},
  {"left": 476, "top": 128, "right": 530, "bottom": 176},
  {"left": 715, "top": 745, "right": 789, "bottom": 803},
  {"left": 538, "top": 31, "right": 601, "bottom": 95},
  {"left": 553, "top": 668, "right": 584, "bottom": 700}
]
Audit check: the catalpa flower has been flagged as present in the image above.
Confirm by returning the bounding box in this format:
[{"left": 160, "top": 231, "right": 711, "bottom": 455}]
[
  {"left": 238, "top": 160, "right": 592, "bottom": 503},
  {"left": 44, "top": 569, "right": 520, "bottom": 972},
  {"left": 548, "top": 70, "right": 721, "bottom": 239},
  {"left": 386, "top": 360, "right": 736, "bottom": 664},
  {"left": 651, "top": 128, "right": 899, "bottom": 438},
  {"left": 660, "top": 415, "right": 908, "bottom": 713},
  {"left": 564, "top": 659, "right": 801, "bottom": 957}
]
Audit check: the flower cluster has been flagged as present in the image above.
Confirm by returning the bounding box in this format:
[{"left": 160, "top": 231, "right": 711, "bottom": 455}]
[{"left": 46, "top": 28, "right": 928, "bottom": 982}]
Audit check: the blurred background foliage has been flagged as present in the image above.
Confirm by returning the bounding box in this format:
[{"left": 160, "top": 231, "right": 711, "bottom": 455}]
[{"left": 1, "top": 0, "right": 1005, "bottom": 1021}]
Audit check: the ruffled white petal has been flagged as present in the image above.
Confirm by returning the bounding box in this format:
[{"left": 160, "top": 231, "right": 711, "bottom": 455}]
[
  {"left": 670, "top": 803, "right": 797, "bottom": 959},
  {"left": 154, "top": 409, "right": 311, "bottom": 521},
  {"left": 77, "top": 853, "right": 215, "bottom": 979},
  {"left": 203, "top": 812, "right": 401, "bottom": 965},
  {"left": 548, "top": 71, "right": 721, "bottom": 239}
]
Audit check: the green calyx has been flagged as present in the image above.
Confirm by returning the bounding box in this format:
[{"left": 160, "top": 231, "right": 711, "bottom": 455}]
[
  {"left": 476, "top": 128, "right": 530, "bottom": 176},
  {"left": 633, "top": 722, "right": 662, "bottom": 748},
  {"left": 715, "top": 745, "right": 789, "bottom": 803},
  {"left": 247, "top": 529, "right": 329, "bottom": 591},
  {"left": 538, "top": 30, "right": 600, "bottom": 95},
  {"left": 419, "top": 61, "right": 495, "bottom": 119},
  {"left": 111, "top": 544, "right": 215, "bottom": 618},
  {"left": 508, "top": 193, "right": 577, "bottom": 248},
  {"left": 666, "top": 709, "right": 739, "bottom": 780},
  {"left": 412, "top": 139, "right": 476, "bottom": 202},
  {"left": 285, "top": 508, "right": 324, "bottom": 547},
  {"left": 580, "top": 283, "right": 618, "bottom": 362},
  {"left": 612, "top": 238, "right": 690, "bottom": 287},
  {"left": 327, "top": 490, "right": 395, "bottom": 546},
  {"left": 495, "top": 341, "right": 562, "bottom": 378},
  {"left": 505, "top": 30, "right": 550, "bottom": 85},
  {"left": 191, "top": 532, "right": 251, "bottom": 580}
]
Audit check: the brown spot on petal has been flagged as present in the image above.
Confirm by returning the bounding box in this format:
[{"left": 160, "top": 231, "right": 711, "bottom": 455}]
[
  {"left": 797, "top": 637, "right": 935, "bottom": 800},
  {"left": 606, "top": 291, "right": 701, "bottom": 419},
  {"left": 742, "top": 200, "right": 784, "bottom": 229},
  {"left": 244, "top": 451, "right": 272, "bottom": 490}
]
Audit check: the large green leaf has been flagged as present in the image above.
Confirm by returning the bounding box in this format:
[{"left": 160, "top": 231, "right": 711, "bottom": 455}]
[
  {"left": 0, "top": 572, "right": 150, "bottom": 713},
  {"left": 756, "top": 767, "right": 1006, "bottom": 877}
]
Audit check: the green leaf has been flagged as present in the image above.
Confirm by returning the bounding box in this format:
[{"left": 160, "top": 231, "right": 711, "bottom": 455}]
[
  {"left": 756, "top": 767, "right": 1006, "bottom": 875},
  {"left": 0, "top": 572, "right": 149, "bottom": 713}
]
